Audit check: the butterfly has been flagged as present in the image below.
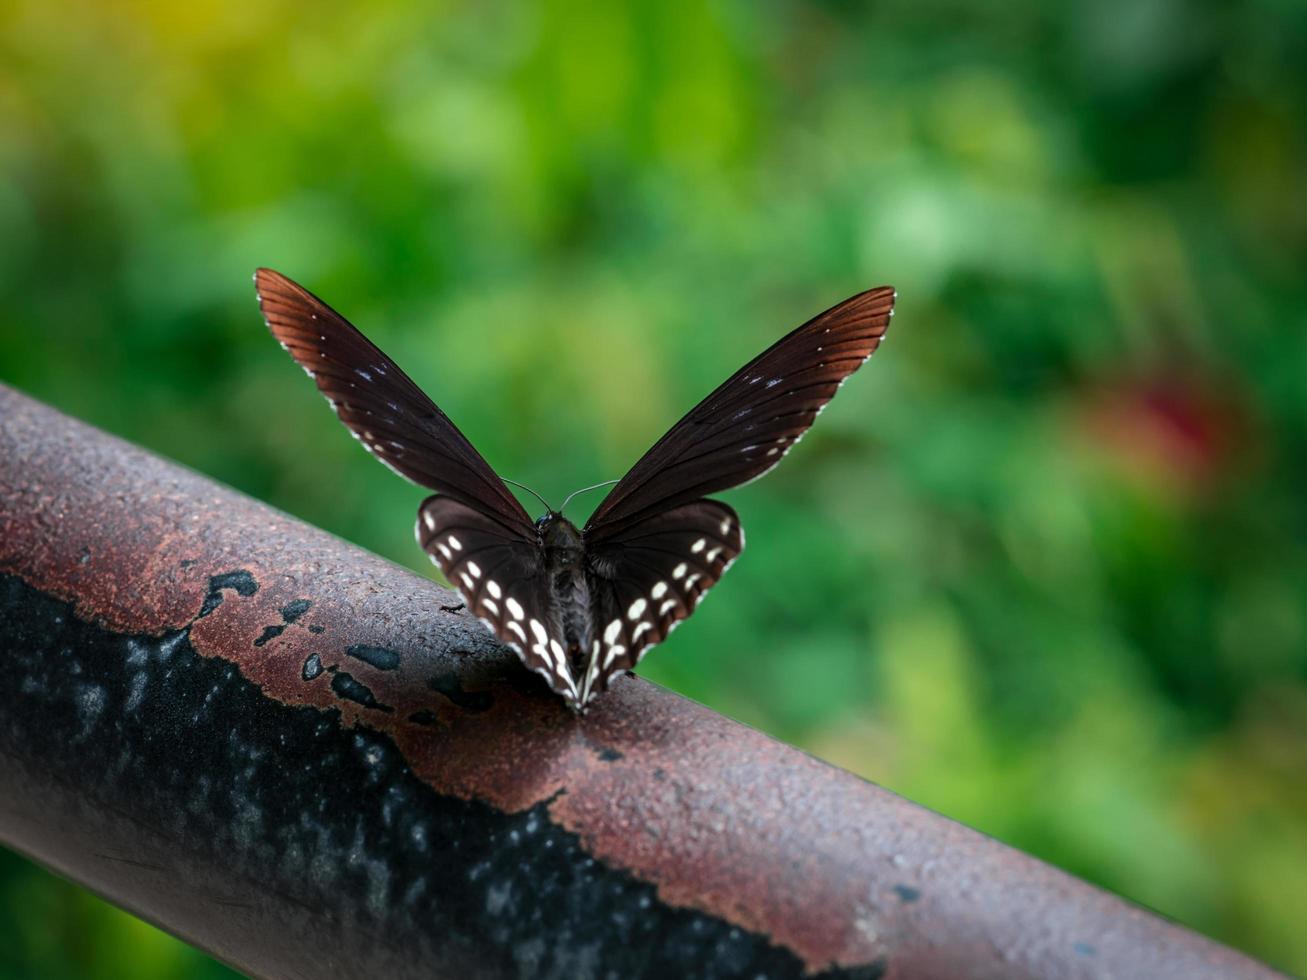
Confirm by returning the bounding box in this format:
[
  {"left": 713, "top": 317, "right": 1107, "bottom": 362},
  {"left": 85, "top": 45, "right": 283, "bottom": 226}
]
[{"left": 255, "top": 269, "right": 895, "bottom": 712}]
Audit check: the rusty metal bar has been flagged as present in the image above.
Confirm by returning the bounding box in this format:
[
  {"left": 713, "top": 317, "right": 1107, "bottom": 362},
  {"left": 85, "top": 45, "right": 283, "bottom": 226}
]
[{"left": 0, "top": 382, "right": 1286, "bottom": 980}]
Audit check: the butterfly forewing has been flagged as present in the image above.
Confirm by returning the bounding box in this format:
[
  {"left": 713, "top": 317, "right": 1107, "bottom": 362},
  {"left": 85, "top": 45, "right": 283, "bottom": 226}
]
[
  {"left": 417, "top": 496, "right": 579, "bottom": 703},
  {"left": 255, "top": 268, "right": 533, "bottom": 533},
  {"left": 585, "top": 286, "right": 895, "bottom": 538}
]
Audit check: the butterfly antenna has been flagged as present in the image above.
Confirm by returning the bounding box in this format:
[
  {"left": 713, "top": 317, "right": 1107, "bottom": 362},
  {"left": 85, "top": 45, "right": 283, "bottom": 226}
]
[
  {"left": 502, "top": 478, "right": 555, "bottom": 513},
  {"left": 559, "top": 479, "right": 621, "bottom": 515}
]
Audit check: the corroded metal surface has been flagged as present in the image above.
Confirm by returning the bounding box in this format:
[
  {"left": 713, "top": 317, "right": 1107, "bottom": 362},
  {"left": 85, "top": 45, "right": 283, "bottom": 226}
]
[{"left": 0, "top": 383, "right": 1287, "bottom": 980}]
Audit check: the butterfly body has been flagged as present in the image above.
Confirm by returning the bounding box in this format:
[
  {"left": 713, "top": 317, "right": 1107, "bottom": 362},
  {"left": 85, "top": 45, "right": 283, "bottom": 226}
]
[
  {"left": 536, "top": 512, "right": 596, "bottom": 675},
  {"left": 256, "top": 268, "right": 895, "bottom": 712}
]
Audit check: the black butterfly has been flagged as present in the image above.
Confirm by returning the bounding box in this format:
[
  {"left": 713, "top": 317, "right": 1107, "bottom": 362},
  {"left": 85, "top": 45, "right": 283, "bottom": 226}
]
[{"left": 255, "top": 269, "right": 895, "bottom": 712}]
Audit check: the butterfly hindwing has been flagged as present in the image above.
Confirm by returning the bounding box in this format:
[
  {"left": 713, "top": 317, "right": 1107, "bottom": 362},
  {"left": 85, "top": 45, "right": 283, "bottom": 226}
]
[
  {"left": 417, "top": 496, "right": 578, "bottom": 703},
  {"left": 580, "top": 500, "right": 743, "bottom": 701}
]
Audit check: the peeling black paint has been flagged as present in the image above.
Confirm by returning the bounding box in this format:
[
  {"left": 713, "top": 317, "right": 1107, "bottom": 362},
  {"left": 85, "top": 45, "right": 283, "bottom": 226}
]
[
  {"left": 281, "top": 599, "right": 312, "bottom": 622},
  {"left": 839, "top": 965, "right": 887, "bottom": 980},
  {"left": 254, "top": 598, "right": 316, "bottom": 647},
  {"left": 346, "top": 644, "right": 402, "bottom": 671},
  {"left": 427, "top": 670, "right": 493, "bottom": 713},
  {"left": 253, "top": 624, "right": 286, "bottom": 647},
  {"left": 0, "top": 572, "right": 883, "bottom": 979},
  {"left": 302, "top": 653, "right": 324, "bottom": 681},
  {"left": 330, "top": 670, "right": 392, "bottom": 713},
  {"left": 198, "top": 570, "right": 259, "bottom": 618}
]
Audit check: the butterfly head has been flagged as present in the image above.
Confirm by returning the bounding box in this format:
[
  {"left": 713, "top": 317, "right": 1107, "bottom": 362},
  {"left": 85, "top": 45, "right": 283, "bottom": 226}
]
[{"left": 536, "top": 511, "right": 583, "bottom": 548}]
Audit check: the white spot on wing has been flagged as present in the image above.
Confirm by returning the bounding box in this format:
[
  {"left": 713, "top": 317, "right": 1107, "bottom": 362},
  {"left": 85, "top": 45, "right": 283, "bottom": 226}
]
[
  {"left": 506, "top": 598, "right": 524, "bottom": 620},
  {"left": 581, "top": 642, "right": 601, "bottom": 702},
  {"left": 529, "top": 619, "right": 548, "bottom": 645},
  {"left": 659, "top": 599, "right": 677, "bottom": 616},
  {"left": 651, "top": 581, "right": 668, "bottom": 599},
  {"left": 691, "top": 538, "right": 706, "bottom": 554},
  {"left": 672, "top": 563, "right": 687, "bottom": 579},
  {"left": 448, "top": 536, "right": 463, "bottom": 551},
  {"left": 482, "top": 597, "right": 499, "bottom": 615},
  {"left": 424, "top": 512, "right": 437, "bottom": 531},
  {"left": 466, "top": 561, "right": 481, "bottom": 578},
  {"left": 507, "top": 620, "right": 527, "bottom": 642},
  {"left": 487, "top": 580, "right": 502, "bottom": 599},
  {"left": 604, "top": 619, "right": 622, "bottom": 645},
  {"left": 627, "top": 598, "right": 647, "bottom": 620},
  {"left": 603, "top": 644, "right": 626, "bottom": 669}
]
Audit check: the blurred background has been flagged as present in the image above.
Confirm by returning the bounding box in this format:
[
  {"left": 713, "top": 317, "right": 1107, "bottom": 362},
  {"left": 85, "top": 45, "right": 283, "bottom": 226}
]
[{"left": 2, "top": 0, "right": 1305, "bottom": 975}]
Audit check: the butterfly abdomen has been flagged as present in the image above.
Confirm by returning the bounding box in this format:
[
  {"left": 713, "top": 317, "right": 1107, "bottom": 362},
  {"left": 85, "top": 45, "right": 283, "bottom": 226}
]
[{"left": 555, "top": 572, "right": 595, "bottom": 675}]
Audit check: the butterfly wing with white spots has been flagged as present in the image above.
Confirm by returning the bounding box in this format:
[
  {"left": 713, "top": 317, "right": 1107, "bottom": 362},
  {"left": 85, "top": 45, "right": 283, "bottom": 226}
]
[
  {"left": 416, "top": 497, "right": 578, "bottom": 703},
  {"left": 584, "top": 286, "right": 895, "bottom": 538},
  {"left": 577, "top": 286, "right": 894, "bottom": 700},
  {"left": 258, "top": 268, "right": 577, "bottom": 702},
  {"left": 255, "top": 268, "right": 534, "bottom": 532}
]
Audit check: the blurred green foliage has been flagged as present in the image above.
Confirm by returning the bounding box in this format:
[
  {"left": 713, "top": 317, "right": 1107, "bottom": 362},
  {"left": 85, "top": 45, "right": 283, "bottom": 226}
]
[{"left": 2, "top": 0, "right": 1305, "bottom": 976}]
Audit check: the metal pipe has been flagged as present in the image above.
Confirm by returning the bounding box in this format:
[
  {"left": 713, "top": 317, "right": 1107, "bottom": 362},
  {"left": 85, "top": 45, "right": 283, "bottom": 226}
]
[{"left": 0, "top": 383, "right": 1286, "bottom": 980}]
